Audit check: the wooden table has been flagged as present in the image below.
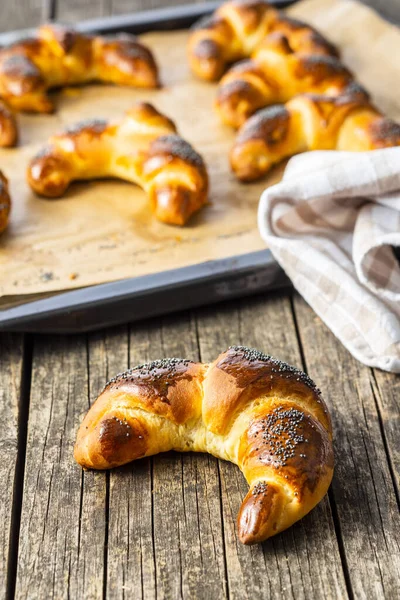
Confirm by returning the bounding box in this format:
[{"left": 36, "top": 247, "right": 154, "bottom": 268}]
[{"left": 1, "top": 1, "right": 400, "bottom": 599}]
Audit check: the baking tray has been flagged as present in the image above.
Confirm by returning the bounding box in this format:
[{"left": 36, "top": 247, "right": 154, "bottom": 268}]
[{"left": 0, "top": 1, "right": 294, "bottom": 334}]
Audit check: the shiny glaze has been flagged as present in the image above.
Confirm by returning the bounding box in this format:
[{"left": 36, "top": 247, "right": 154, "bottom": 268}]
[
  {"left": 0, "top": 24, "right": 159, "bottom": 114},
  {"left": 104, "top": 359, "right": 205, "bottom": 425},
  {"left": 240, "top": 403, "right": 334, "bottom": 499},
  {"left": 75, "top": 346, "right": 334, "bottom": 544}
]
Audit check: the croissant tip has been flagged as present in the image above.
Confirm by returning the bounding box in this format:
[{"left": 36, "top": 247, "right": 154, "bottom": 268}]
[{"left": 238, "top": 528, "right": 266, "bottom": 546}]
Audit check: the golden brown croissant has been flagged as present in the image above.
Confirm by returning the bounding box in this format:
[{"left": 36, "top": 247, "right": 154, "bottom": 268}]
[
  {"left": 74, "top": 346, "right": 334, "bottom": 545},
  {"left": 230, "top": 93, "right": 400, "bottom": 181},
  {"left": 188, "top": 1, "right": 337, "bottom": 82},
  {"left": 0, "top": 171, "right": 11, "bottom": 234},
  {"left": 27, "top": 102, "right": 208, "bottom": 226},
  {"left": 0, "top": 24, "right": 159, "bottom": 114},
  {"left": 216, "top": 33, "right": 362, "bottom": 129},
  {"left": 0, "top": 101, "right": 18, "bottom": 147}
]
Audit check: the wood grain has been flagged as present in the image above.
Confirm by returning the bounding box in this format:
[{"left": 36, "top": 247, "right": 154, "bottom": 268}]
[
  {"left": 361, "top": 0, "right": 400, "bottom": 23},
  {"left": 0, "top": 0, "right": 51, "bottom": 32},
  {"left": 98, "top": 315, "right": 227, "bottom": 599},
  {"left": 1, "top": 2, "right": 400, "bottom": 600},
  {"left": 293, "top": 295, "right": 400, "bottom": 599},
  {"left": 14, "top": 336, "right": 107, "bottom": 600},
  {"left": 2, "top": 0, "right": 399, "bottom": 33},
  {"left": 54, "top": 0, "right": 111, "bottom": 22},
  {"left": 0, "top": 334, "right": 26, "bottom": 600},
  {"left": 372, "top": 369, "right": 400, "bottom": 499},
  {"left": 196, "top": 294, "right": 348, "bottom": 600}
]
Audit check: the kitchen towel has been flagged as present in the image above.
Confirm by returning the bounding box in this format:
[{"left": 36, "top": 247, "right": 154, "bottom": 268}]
[{"left": 258, "top": 147, "right": 400, "bottom": 372}]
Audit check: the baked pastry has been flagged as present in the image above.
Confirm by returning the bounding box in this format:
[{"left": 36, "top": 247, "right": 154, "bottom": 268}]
[
  {"left": 188, "top": 1, "right": 278, "bottom": 81},
  {"left": 74, "top": 346, "right": 334, "bottom": 544},
  {"left": 0, "top": 24, "right": 159, "bottom": 114},
  {"left": 0, "top": 101, "right": 18, "bottom": 147},
  {"left": 0, "top": 171, "right": 11, "bottom": 234},
  {"left": 188, "top": 1, "right": 337, "bottom": 82},
  {"left": 230, "top": 93, "right": 400, "bottom": 181},
  {"left": 215, "top": 34, "right": 362, "bottom": 128},
  {"left": 27, "top": 102, "right": 208, "bottom": 226}
]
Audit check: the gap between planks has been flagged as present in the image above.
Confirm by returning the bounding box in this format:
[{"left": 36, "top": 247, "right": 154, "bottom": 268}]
[
  {"left": 4, "top": 292, "right": 399, "bottom": 599},
  {"left": 289, "top": 297, "right": 354, "bottom": 600},
  {"left": 292, "top": 293, "right": 400, "bottom": 599},
  {"left": 4, "top": 336, "right": 33, "bottom": 600}
]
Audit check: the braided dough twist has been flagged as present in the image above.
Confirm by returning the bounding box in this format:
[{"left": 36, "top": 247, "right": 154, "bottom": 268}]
[
  {"left": 188, "top": 1, "right": 278, "bottom": 81},
  {"left": 0, "top": 24, "right": 159, "bottom": 115},
  {"left": 230, "top": 93, "right": 400, "bottom": 181},
  {"left": 215, "top": 33, "right": 363, "bottom": 129},
  {"left": 188, "top": 1, "right": 337, "bottom": 82},
  {"left": 0, "top": 171, "right": 11, "bottom": 234},
  {"left": 74, "top": 346, "right": 334, "bottom": 544},
  {"left": 27, "top": 103, "right": 208, "bottom": 226}
]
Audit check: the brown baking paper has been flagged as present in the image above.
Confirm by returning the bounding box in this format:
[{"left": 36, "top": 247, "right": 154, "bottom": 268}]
[{"left": 1, "top": 0, "right": 400, "bottom": 302}]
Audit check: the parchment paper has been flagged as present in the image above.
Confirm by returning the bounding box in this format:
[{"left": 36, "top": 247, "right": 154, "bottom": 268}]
[{"left": 1, "top": 0, "right": 399, "bottom": 302}]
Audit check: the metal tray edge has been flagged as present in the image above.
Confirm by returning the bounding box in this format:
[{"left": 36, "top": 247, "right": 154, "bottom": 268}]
[{"left": 0, "top": 0, "right": 295, "bottom": 333}]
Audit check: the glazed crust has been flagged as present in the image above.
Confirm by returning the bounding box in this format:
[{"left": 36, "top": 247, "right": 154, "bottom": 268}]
[
  {"left": 230, "top": 92, "right": 400, "bottom": 181},
  {"left": 0, "top": 24, "right": 159, "bottom": 114},
  {"left": 0, "top": 171, "right": 11, "bottom": 234},
  {"left": 0, "top": 101, "right": 18, "bottom": 147},
  {"left": 74, "top": 346, "right": 334, "bottom": 545},
  {"left": 27, "top": 102, "right": 209, "bottom": 226},
  {"left": 188, "top": 1, "right": 279, "bottom": 81},
  {"left": 216, "top": 34, "right": 361, "bottom": 129},
  {"left": 187, "top": 1, "right": 338, "bottom": 82}
]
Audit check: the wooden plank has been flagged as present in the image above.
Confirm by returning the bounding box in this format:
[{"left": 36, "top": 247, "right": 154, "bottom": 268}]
[
  {"left": 0, "top": 0, "right": 52, "bottom": 33},
  {"left": 293, "top": 294, "right": 400, "bottom": 599},
  {"left": 0, "top": 333, "right": 26, "bottom": 600},
  {"left": 195, "top": 294, "right": 348, "bottom": 600},
  {"left": 104, "top": 314, "right": 227, "bottom": 599},
  {"left": 86, "top": 324, "right": 155, "bottom": 600},
  {"left": 14, "top": 335, "right": 107, "bottom": 600},
  {"left": 361, "top": 0, "right": 400, "bottom": 24},
  {"left": 54, "top": 0, "right": 111, "bottom": 23},
  {"left": 110, "top": 0, "right": 146, "bottom": 16},
  {"left": 372, "top": 370, "right": 400, "bottom": 498},
  {"left": 111, "top": 0, "right": 205, "bottom": 14}
]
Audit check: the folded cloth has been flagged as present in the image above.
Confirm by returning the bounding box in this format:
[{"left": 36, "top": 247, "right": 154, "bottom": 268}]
[{"left": 258, "top": 147, "right": 400, "bottom": 373}]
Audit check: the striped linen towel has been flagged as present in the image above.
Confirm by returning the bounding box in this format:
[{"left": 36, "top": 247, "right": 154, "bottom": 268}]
[{"left": 258, "top": 147, "right": 400, "bottom": 373}]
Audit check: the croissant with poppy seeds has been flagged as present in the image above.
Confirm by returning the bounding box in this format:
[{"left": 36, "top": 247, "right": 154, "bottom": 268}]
[
  {"left": 27, "top": 102, "right": 208, "bottom": 226},
  {"left": 74, "top": 346, "right": 334, "bottom": 544},
  {"left": 230, "top": 92, "right": 400, "bottom": 181},
  {"left": 188, "top": 0, "right": 338, "bottom": 82},
  {"left": 0, "top": 23, "right": 159, "bottom": 115},
  {"left": 215, "top": 33, "right": 362, "bottom": 129}
]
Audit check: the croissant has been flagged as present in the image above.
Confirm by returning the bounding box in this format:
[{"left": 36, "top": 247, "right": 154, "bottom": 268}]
[
  {"left": 0, "top": 101, "right": 18, "bottom": 147},
  {"left": 0, "top": 171, "right": 11, "bottom": 234},
  {"left": 188, "top": 0, "right": 337, "bottom": 82},
  {"left": 74, "top": 346, "right": 334, "bottom": 544},
  {"left": 230, "top": 93, "right": 400, "bottom": 181},
  {"left": 215, "top": 33, "right": 362, "bottom": 129},
  {"left": 27, "top": 102, "right": 208, "bottom": 226},
  {"left": 0, "top": 24, "right": 159, "bottom": 114}
]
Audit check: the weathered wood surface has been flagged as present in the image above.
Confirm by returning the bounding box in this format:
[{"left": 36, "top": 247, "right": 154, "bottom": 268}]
[
  {"left": 14, "top": 336, "right": 107, "bottom": 600},
  {"left": 294, "top": 296, "right": 400, "bottom": 599},
  {"left": 1, "top": 1, "right": 400, "bottom": 599},
  {"left": 0, "top": 1, "right": 51, "bottom": 33},
  {"left": 1, "top": 0, "right": 400, "bottom": 32},
  {"left": 0, "top": 334, "right": 26, "bottom": 600},
  {"left": 54, "top": 0, "right": 205, "bottom": 23},
  {"left": 196, "top": 296, "right": 348, "bottom": 600}
]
